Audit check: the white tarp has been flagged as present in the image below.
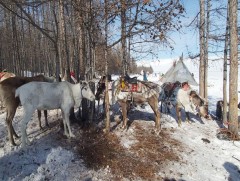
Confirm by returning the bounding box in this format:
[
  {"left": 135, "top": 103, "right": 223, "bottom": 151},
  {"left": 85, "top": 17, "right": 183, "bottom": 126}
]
[{"left": 161, "top": 57, "right": 198, "bottom": 86}]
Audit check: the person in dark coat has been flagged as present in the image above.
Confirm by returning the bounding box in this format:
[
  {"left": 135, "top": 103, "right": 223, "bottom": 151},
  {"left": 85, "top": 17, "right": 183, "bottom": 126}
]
[{"left": 143, "top": 70, "right": 148, "bottom": 81}]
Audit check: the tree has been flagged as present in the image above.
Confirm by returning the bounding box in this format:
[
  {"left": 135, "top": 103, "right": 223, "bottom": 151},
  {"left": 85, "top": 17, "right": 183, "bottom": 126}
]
[
  {"left": 204, "top": 0, "right": 210, "bottom": 99},
  {"left": 199, "top": 0, "right": 206, "bottom": 98},
  {"left": 223, "top": 1, "right": 229, "bottom": 125},
  {"left": 228, "top": 0, "right": 239, "bottom": 138},
  {"left": 104, "top": 0, "right": 110, "bottom": 132},
  {"left": 121, "top": 0, "right": 127, "bottom": 75}
]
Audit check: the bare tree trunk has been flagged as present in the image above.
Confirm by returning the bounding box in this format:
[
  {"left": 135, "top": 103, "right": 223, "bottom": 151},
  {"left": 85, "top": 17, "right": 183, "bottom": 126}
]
[
  {"left": 228, "top": 0, "right": 239, "bottom": 138},
  {"left": 121, "top": 0, "right": 127, "bottom": 75},
  {"left": 3, "top": 10, "right": 12, "bottom": 72},
  {"left": 59, "top": 0, "right": 65, "bottom": 78},
  {"left": 11, "top": 5, "right": 21, "bottom": 74},
  {"left": 74, "top": 0, "right": 89, "bottom": 124},
  {"left": 204, "top": 0, "right": 210, "bottom": 100},
  {"left": 51, "top": 1, "right": 61, "bottom": 81},
  {"left": 223, "top": 1, "right": 229, "bottom": 124},
  {"left": 104, "top": 0, "right": 110, "bottom": 132},
  {"left": 60, "top": 0, "right": 77, "bottom": 122},
  {"left": 199, "top": 0, "right": 205, "bottom": 98}
]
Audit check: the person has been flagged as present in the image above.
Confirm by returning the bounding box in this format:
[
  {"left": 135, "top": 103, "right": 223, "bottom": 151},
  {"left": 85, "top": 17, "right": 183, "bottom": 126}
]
[
  {"left": 143, "top": 70, "right": 148, "bottom": 81},
  {"left": 181, "top": 82, "right": 190, "bottom": 91},
  {"left": 176, "top": 82, "right": 197, "bottom": 115}
]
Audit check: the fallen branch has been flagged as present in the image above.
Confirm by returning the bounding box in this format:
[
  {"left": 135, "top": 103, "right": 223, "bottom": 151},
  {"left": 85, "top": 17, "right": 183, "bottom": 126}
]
[{"left": 232, "top": 155, "right": 240, "bottom": 162}]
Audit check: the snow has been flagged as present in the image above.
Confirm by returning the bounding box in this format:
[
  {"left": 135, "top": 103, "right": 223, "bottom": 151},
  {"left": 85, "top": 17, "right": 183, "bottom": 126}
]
[{"left": 0, "top": 58, "right": 240, "bottom": 181}]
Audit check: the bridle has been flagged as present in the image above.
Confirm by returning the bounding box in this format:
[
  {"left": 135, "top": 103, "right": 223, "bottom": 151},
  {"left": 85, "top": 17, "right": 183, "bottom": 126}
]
[{"left": 80, "top": 82, "right": 88, "bottom": 97}]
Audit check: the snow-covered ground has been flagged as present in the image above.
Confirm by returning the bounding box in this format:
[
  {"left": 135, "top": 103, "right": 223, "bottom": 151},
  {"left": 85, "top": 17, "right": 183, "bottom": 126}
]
[{"left": 0, "top": 58, "right": 240, "bottom": 181}]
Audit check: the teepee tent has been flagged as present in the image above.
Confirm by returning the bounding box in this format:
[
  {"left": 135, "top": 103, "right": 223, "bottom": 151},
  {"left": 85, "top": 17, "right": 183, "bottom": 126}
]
[{"left": 161, "top": 56, "right": 198, "bottom": 86}]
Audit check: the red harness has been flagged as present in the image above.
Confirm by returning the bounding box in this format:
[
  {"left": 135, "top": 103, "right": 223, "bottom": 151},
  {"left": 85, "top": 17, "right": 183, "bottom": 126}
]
[{"left": 0, "top": 72, "right": 6, "bottom": 80}]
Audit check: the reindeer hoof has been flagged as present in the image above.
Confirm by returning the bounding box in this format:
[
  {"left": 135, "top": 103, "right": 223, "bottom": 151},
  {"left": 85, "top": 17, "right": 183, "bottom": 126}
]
[
  {"left": 153, "top": 127, "right": 161, "bottom": 134},
  {"left": 206, "top": 115, "right": 212, "bottom": 120},
  {"left": 186, "top": 119, "right": 191, "bottom": 124},
  {"left": 178, "top": 119, "right": 182, "bottom": 127},
  {"left": 26, "top": 139, "right": 31, "bottom": 145},
  {"left": 10, "top": 141, "right": 18, "bottom": 146},
  {"left": 103, "top": 128, "right": 111, "bottom": 133},
  {"left": 14, "top": 134, "right": 20, "bottom": 139},
  {"left": 121, "top": 125, "right": 127, "bottom": 129},
  {"left": 21, "top": 140, "right": 31, "bottom": 148},
  {"left": 70, "top": 133, "right": 76, "bottom": 138}
]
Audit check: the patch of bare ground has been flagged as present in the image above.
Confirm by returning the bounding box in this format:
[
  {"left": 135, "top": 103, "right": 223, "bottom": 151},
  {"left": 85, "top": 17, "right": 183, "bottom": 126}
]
[{"left": 76, "top": 122, "right": 183, "bottom": 180}]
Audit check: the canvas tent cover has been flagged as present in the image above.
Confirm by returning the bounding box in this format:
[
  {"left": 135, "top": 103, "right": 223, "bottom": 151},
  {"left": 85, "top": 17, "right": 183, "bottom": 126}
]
[{"left": 161, "top": 58, "right": 198, "bottom": 86}]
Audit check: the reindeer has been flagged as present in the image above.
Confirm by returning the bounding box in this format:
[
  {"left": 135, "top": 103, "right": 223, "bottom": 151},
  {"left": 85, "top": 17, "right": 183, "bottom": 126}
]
[
  {"left": 15, "top": 81, "right": 95, "bottom": 147},
  {"left": 0, "top": 75, "right": 55, "bottom": 146},
  {"left": 96, "top": 76, "right": 161, "bottom": 131}
]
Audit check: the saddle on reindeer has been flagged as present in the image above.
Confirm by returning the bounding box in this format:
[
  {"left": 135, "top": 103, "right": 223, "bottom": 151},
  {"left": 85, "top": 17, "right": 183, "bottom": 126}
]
[
  {"left": 96, "top": 74, "right": 161, "bottom": 130},
  {"left": 116, "top": 74, "right": 143, "bottom": 96}
]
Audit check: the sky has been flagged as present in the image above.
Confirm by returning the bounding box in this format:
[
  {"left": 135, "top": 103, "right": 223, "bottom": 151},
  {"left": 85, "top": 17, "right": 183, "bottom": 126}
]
[
  {"left": 138, "top": 0, "right": 229, "bottom": 61},
  {"left": 158, "top": 0, "right": 201, "bottom": 60}
]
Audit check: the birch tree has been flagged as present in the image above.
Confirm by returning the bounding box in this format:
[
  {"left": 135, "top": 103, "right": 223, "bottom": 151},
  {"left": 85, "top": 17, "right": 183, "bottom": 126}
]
[{"left": 223, "top": 1, "right": 229, "bottom": 125}]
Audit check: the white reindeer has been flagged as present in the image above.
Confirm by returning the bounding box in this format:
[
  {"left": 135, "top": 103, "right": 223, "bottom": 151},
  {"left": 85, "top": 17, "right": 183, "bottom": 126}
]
[{"left": 15, "top": 81, "right": 95, "bottom": 147}]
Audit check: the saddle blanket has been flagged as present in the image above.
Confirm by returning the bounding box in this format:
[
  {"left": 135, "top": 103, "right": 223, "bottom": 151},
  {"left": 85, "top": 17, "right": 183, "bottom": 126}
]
[{"left": 121, "top": 82, "right": 142, "bottom": 93}]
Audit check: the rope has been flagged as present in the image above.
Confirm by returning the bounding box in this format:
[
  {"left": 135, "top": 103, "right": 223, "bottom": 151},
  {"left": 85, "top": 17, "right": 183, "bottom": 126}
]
[
  {"left": 223, "top": 120, "right": 239, "bottom": 127},
  {"left": 217, "top": 127, "right": 240, "bottom": 141}
]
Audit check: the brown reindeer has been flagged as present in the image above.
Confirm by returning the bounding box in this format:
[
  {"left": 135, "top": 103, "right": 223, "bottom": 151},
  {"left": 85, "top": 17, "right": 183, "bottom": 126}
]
[
  {"left": 0, "top": 71, "right": 16, "bottom": 109},
  {"left": 102, "top": 76, "right": 161, "bottom": 131},
  {"left": 0, "top": 75, "right": 55, "bottom": 146},
  {"left": 189, "top": 90, "right": 209, "bottom": 119}
]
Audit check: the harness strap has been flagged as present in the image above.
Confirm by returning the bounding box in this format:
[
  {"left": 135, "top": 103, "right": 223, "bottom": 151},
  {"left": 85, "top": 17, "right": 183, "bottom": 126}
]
[{"left": 0, "top": 72, "right": 6, "bottom": 79}]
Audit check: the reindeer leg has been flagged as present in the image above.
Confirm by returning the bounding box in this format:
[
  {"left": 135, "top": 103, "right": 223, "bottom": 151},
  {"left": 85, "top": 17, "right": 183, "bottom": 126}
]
[
  {"left": 103, "top": 97, "right": 106, "bottom": 116},
  {"left": 148, "top": 97, "right": 161, "bottom": 130},
  {"left": 62, "top": 109, "right": 75, "bottom": 138},
  {"left": 61, "top": 110, "right": 68, "bottom": 137},
  {"left": 176, "top": 105, "right": 182, "bottom": 127},
  {"left": 185, "top": 112, "right": 191, "bottom": 124},
  {"left": 119, "top": 101, "right": 127, "bottom": 129},
  {"left": 6, "top": 105, "right": 18, "bottom": 146},
  {"left": 21, "top": 108, "right": 34, "bottom": 147},
  {"left": 44, "top": 110, "right": 49, "bottom": 128},
  {"left": 160, "top": 101, "right": 163, "bottom": 113},
  {"left": 97, "top": 100, "right": 100, "bottom": 117},
  {"left": 37, "top": 110, "right": 43, "bottom": 130}
]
